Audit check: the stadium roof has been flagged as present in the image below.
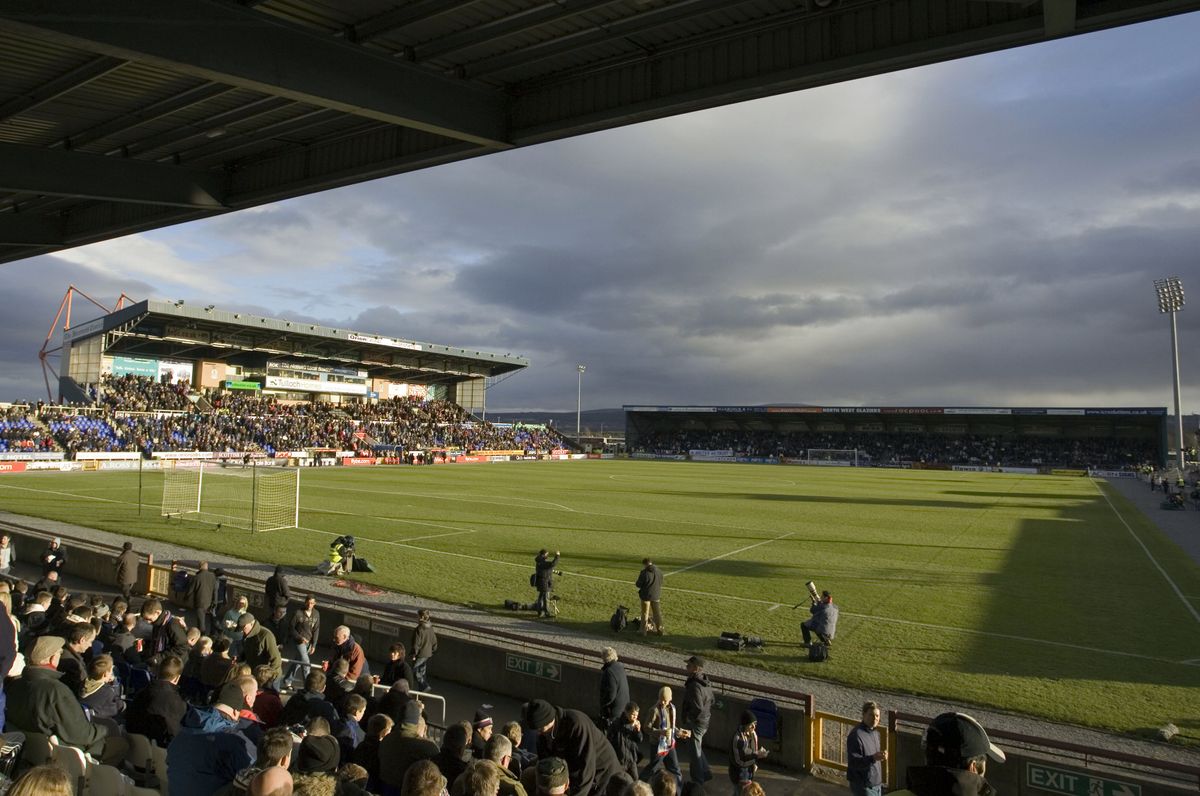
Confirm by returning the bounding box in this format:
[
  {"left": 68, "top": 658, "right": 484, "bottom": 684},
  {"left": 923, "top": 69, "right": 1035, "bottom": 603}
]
[
  {"left": 66, "top": 298, "right": 528, "bottom": 383},
  {"left": 3, "top": 0, "right": 1198, "bottom": 265}
]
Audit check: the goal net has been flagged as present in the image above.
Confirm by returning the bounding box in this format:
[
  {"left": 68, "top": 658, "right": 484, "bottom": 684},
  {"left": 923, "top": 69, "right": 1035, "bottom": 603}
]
[
  {"left": 805, "top": 449, "right": 860, "bottom": 466},
  {"left": 161, "top": 461, "right": 299, "bottom": 532}
]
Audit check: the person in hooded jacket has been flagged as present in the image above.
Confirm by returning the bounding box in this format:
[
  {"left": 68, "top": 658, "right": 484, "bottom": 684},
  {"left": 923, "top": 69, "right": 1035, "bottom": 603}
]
[{"left": 523, "top": 698, "right": 630, "bottom": 796}]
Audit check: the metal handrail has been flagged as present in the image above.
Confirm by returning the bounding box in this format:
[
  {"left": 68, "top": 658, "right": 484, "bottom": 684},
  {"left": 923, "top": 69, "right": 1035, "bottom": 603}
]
[{"left": 277, "top": 656, "right": 447, "bottom": 726}]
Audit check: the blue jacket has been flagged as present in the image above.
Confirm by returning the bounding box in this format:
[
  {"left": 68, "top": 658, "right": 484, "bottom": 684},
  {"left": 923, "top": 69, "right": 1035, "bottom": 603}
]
[{"left": 167, "top": 705, "right": 256, "bottom": 796}]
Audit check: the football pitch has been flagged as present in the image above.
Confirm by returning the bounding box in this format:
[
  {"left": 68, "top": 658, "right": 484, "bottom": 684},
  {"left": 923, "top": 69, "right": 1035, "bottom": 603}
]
[{"left": 2, "top": 460, "right": 1198, "bottom": 740}]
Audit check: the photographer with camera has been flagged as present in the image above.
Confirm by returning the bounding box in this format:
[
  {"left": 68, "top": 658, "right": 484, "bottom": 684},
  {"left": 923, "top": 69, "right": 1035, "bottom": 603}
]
[
  {"left": 533, "top": 550, "right": 560, "bottom": 619},
  {"left": 802, "top": 588, "right": 839, "bottom": 648}
]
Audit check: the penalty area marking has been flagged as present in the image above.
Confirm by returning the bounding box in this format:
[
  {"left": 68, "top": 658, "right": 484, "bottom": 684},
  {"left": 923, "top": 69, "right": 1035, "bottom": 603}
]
[
  {"left": 665, "top": 531, "right": 796, "bottom": 577},
  {"left": 1093, "top": 480, "right": 1200, "bottom": 625}
]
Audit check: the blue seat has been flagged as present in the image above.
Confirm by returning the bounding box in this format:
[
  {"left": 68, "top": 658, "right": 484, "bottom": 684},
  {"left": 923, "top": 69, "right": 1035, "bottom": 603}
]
[{"left": 127, "top": 666, "right": 154, "bottom": 695}]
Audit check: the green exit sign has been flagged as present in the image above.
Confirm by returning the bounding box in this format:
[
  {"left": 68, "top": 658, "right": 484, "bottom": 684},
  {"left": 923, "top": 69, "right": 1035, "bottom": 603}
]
[
  {"left": 1027, "top": 763, "right": 1141, "bottom": 796},
  {"left": 505, "top": 653, "right": 562, "bottom": 682}
]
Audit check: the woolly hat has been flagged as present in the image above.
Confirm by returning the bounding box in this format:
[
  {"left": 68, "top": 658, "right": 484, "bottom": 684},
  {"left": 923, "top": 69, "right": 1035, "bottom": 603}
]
[
  {"left": 297, "top": 734, "right": 341, "bottom": 774},
  {"left": 536, "top": 757, "right": 569, "bottom": 792},
  {"left": 523, "top": 699, "right": 555, "bottom": 729},
  {"left": 740, "top": 710, "right": 757, "bottom": 728},
  {"left": 29, "top": 635, "right": 65, "bottom": 665},
  {"left": 473, "top": 708, "right": 493, "bottom": 730}
]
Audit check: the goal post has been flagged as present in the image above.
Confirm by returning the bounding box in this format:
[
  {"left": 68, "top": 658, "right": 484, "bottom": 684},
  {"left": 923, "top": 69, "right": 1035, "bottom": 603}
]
[
  {"left": 805, "top": 448, "right": 860, "bottom": 466},
  {"left": 161, "top": 460, "right": 299, "bottom": 532}
]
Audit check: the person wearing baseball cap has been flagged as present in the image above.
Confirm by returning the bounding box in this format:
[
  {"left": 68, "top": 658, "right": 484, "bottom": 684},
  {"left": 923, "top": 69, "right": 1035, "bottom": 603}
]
[{"left": 891, "top": 712, "right": 1006, "bottom": 796}]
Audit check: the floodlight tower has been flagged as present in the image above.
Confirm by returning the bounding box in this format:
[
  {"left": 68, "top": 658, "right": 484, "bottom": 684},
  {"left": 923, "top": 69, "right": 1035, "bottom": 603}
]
[
  {"left": 1154, "top": 277, "right": 1186, "bottom": 472},
  {"left": 576, "top": 364, "right": 587, "bottom": 437}
]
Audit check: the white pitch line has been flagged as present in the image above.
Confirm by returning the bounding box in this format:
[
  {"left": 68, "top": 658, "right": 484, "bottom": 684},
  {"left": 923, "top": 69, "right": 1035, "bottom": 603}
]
[
  {"left": 665, "top": 531, "right": 795, "bottom": 577},
  {"left": 306, "top": 482, "right": 578, "bottom": 513},
  {"left": 768, "top": 603, "right": 782, "bottom": 612},
  {"left": 308, "top": 506, "right": 477, "bottom": 536},
  {"left": 0, "top": 483, "right": 124, "bottom": 503},
  {"left": 1092, "top": 480, "right": 1200, "bottom": 625}
]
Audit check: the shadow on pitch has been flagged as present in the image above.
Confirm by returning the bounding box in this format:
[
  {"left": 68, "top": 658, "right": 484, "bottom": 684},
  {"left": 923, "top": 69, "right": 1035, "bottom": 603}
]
[{"left": 645, "top": 491, "right": 1057, "bottom": 512}]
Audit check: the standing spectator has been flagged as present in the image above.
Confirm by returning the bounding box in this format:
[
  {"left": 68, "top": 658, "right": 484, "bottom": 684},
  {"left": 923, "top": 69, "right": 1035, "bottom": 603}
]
[
  {"left": 0, "top": 597, "right": 17, "bottom": 722},
  {"left": 379, "top": 641, "right": 416, "bottom": 690},
  {"left": 167, "top": 678, "right": 259, "bottom": 796},
  {"left": 266, "top": 604, "right": 289, "bottom": 650},
  {"left": 286, "top": 594, "right": 320, "bottom": 690},
  {"left": 338, "top": 693, "right": 369, "bottom": 761},
  {"left": 847, "top": 702, "right": 886, "bottom": 796},
  {"left": 801, "top": 591, "right": 839, "bottom": 648},
  {"left": 114, "top": 541, "right": 139, "bottom": 601},
  {"left": 187, "top": 561, "right": 219, "bottom": 635},
  {"left": 524, "top": 698, "right": 629, "bottom": 796},
  {"left": 142, "top": 598, "right": 190, "bottom": 667},
  {"left": 678, "top": 656, "right": 713, "bottom": 785},
  {"left": 6, "top": 634, "right": 129, "bottom": 765},
  {"left": 599, "top": 647, "right": 630, "bottom": 731},
  {"left": 334, "top": 624, "right": 368, "bottom": 680},
  {"left": 729, "top": 711, "right": 768, "bottom": 795},
  {"left": 607, "top": 702, "right": 644, "bottom": 783},
  {"left": 533, "top": 550, "right": 560, "bottom": 618},
  {"left": 411, "top": 609, "right": 437, "bottom": 691},
  {"left": 239, "top": 613, "right": 283, "bottom": 684},
  {"left": 889, "top": 712, "right": 1005, "bottom": 796},
  {"left": 640, "top": 687, "right": 682, "bottom": 789},
  {"left": 265, "top": 565, "right": 291, "bottom": 612},
  {"left": 635, "top": 559, "right": 664, "bottom": 636},
  {"left": 126, "top": 655, "right": 188, "bottom": 746},
  {"left": 0, "top": 533, "right": 16, "bottom": 578},
  {"left": 40, "top": 537, "right": 66, "bottom": 577}
]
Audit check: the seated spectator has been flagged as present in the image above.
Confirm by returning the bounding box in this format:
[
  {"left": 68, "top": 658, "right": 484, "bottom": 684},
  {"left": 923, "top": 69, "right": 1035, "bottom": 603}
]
[
  {"left": 403, "top": 760, "right": 448, "bottom": 796},
  {"left": 7, "top": 764, "right": 74, "bottom": 796},
  {"left": 353, "top": 713, "right": 394, "bottom": 793},
  {"left": 58, "top": 623, "right": 96, "bottom": 696},
  {"left": 380, "top": 701, "right": 439, "bottom": 793},
  {"left": 339, "top": 763, "right": 371, "bottom": 794},
  {"left": 80, "top": 652, "right": 124, "bottom": 722},
  {"left": 454, "top": 759, "right": 503, "bottom": 796},
  {"left": 376, "top": 678, "right": 414, "bottom": 726},
  {"left": 253, "top": 664, "right": 284, "bottom": 728},
  {"left": 280, "top": 669, "right": 340, "bottom": 728},
  {"left": 227, "top": 726, "right": 294, "bottom": 796},
  {"left": 468, "top": 735, "right": 527, "bottom": 796},
  {"left": 471, "top": 709, "right": 493, "bottom": 760},
  {"left": 337, "top": 693, "right": 368, "bottom": 763},
  {"left": 142, "top": 597, "right": 190, "bottom": 667},
  {"left": 6, "top": 634, "right": 129, "bottom": 765},
  {"left": 324, "top": 657, "right": 355, "bottom": 713},
  {"left": 105, "top": 611, "right": 143, "bottom": 664},
  {"left": 248, "top": 765, "right": 294, "bottom": 796},
  {"left": 434, "top": 721, "right": 474, "bottom": 787},
  {"left": 126, "top": 655, "right": 188, "bottom": 746},
  {"left": 202, "top": 636, "right": 237, "bottom": 692},
  {"left": 501, "top": 721, "right": 534, "bottom": 782},
  {"left": 168, "top": 677, "right": 259, "bottom": 796}
]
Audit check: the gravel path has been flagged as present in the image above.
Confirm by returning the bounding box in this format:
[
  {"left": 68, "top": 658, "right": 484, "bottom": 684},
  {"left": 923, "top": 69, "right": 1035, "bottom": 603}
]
[{"left": 3, "top": 476, "right": 1198, "bottom": 769}]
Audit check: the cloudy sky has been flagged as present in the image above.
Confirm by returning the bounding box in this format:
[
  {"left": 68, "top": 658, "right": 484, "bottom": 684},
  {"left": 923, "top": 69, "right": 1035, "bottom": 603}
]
[{"left": 1, "top": 13, "right": 1198, "bottom": 413}]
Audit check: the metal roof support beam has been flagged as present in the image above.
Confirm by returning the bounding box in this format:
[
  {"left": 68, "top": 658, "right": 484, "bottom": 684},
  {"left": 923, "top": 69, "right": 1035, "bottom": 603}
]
[
  {"left": 416, "top": 0, "right": 628, "bottom": 62},
  {"left": 0, "top": 0, "right": 511, "bottom": 148},
  {"left": 0, "top": 142, "right": 227, "bottom": 209},
  {"left": 57, "top": 82, "right": 235, "bottom": 151},
  {"left": 351, "top": 0, "right": 482, "bottom": 43},
  {"left": 1043, "top": 0, "right": 1078, "bottom": 35},
  {"left": 0, "top": 54, "right": 126, "bottom": 122}
]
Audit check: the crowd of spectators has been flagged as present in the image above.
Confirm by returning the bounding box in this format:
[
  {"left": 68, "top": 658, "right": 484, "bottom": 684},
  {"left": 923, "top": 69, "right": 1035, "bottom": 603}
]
[
  {"left": 633, "top": 429, "right": 1156, "bottom": 470},
  {"left": 0, "top": 404, "right": 58, "bottom": 453},
  {"left": 4, "top": 376, "right": 567, "bottom": 458}
]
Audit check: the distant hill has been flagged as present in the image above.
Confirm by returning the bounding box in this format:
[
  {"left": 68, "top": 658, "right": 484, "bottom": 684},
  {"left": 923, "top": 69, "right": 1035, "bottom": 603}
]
[{"left": 485, "top": 408, "right": 627, "bottom": 432}]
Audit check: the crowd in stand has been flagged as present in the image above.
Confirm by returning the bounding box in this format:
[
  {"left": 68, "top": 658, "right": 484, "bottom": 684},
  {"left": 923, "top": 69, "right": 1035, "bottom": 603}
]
[
  {"left": 0, "top": 405, "right": 57, "bottom": 453},
  {"left": 633, "top": 429, "right": 1156, "bottom": 470},
  {"left": 0, "top": 376, "right": 566, "bottom": 458}
]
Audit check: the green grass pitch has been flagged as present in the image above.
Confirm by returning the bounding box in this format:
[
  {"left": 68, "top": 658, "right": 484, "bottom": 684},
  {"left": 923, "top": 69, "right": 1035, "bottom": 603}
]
[{"left": 2, "top": 460, "right": 1198, "bottom": 740}]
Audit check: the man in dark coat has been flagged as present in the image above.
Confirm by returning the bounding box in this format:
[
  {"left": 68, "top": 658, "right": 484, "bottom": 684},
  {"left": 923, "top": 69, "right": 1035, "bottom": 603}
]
[
  {"left": 239, "top": 613, "right": 282, "bottom": 682},
  {"left": 533, "top": 549, "right": 559, "bottom": 618},
  {"left": 524, "top": 699, "right": 630, "bottom": 796},
  {"left": 57, "top": 623, "right": 96, "bottom": 697},
  {"left": 186, "top": 561, "right": 219, "bottom": 635},
  {"left": 114, "top": 541, "right": 139, "bottom": 601},
  {"left": 142, "top": 598, "right": 189, "bottom": 667},
  {"left": 679, "top": 655, "right": 714, "bottom": 785},
  {"left": 379, "top": 701, "right": 439, "bottom": 792},
  {"left": 40, "top": 537, "right": 67, "bottom": 577},
  {"left": 598, "top": 647, "right": 630, "bottom": 731},
  {"left": 279, "top": 669, "right": 339, "bottom": 728},
  {"left": 411, "top": 609, "right": 437, "bottom": 691},
  {"left": 7, "top": 634, "right": 128, "bottom": 765},
  {"left": 888, "top": 712, "right": 1005, "bottom": 796},
  {"left": 0, "top": 601, "right": 17, "bottom": 721},
  {"left": 635, "top": 558, "right": 663, "bottom": 636},
  {"left": 265, "top": 565, "right": 291, "bottom": 612},
  {"left": 126, "top": 655, "right": 189, "bottom": 746}
]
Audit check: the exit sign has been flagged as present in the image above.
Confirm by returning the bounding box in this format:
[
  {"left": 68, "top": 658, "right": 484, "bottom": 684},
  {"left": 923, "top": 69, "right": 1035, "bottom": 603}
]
[
  {"left": 1027, "top": 763, "right": 1141, "bottom": 796},
  {"left": 505, "top": 653, "right": 562, "bottom": 682}
]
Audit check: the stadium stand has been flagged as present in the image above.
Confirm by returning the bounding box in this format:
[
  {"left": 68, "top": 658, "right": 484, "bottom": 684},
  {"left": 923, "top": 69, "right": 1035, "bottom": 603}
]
[{"left": 14, "top": 375, "right": 565, "bottom": 458}]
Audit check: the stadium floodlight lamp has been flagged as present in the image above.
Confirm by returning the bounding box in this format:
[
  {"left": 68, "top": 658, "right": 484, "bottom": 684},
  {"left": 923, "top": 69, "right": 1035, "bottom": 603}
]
[
  {"left": 1154, "top": 276, "right": 1185, "bottom": 313},
  {"left": 1153, "top": 277, "right": 1186, "bottom": 473},
  {"left": 204, "top": 304, "right": 215, "bottom": 311},
  {"left": 576, "top": 364, "right": 587, "bottom": 436},
  {"left": 174, "top": 299, "right": 185, "bottom": 307}
]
